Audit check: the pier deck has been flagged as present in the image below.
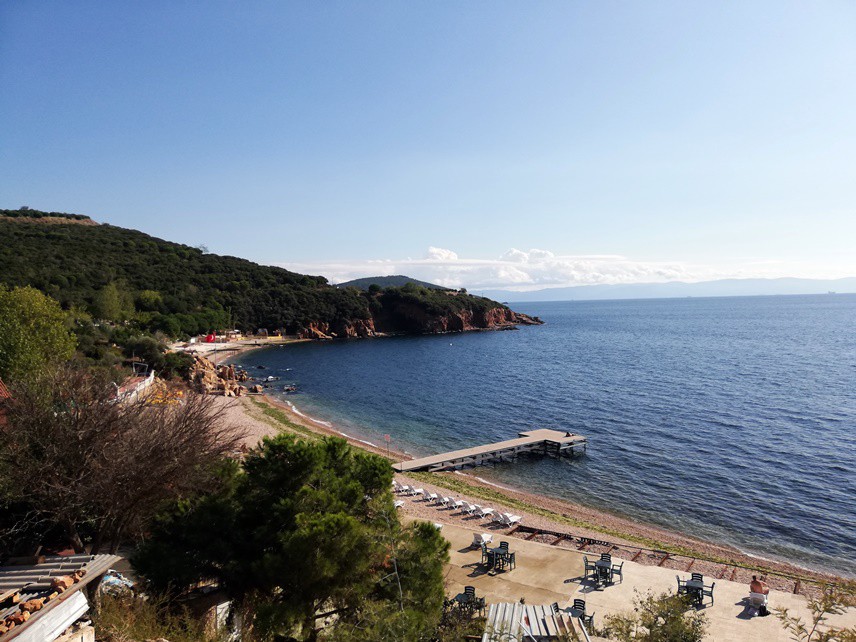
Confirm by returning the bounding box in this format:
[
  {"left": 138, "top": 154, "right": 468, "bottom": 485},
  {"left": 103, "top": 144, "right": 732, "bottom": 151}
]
[{"left": 392, "top": 429, "right": 586, "bottom": 473}]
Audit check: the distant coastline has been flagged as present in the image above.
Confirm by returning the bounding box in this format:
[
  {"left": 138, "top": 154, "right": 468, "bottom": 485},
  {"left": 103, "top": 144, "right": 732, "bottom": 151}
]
[{"left": 478, "top": 278, "right": 856, "bottom": 303}]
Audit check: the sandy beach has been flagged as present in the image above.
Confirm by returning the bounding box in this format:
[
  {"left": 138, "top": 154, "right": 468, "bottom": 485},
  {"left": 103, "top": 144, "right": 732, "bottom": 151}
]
[{"left": 217, "top": 377, "right": 847, "bottom": 597}]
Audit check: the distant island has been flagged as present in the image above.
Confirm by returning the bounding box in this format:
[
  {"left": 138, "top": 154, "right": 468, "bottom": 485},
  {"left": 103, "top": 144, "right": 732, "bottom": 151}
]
[{"left": 338, "top": 274, "right": 450, "bottom": 291}]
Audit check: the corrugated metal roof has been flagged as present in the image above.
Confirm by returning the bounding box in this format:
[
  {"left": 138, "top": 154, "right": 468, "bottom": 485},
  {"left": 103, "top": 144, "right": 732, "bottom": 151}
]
[
  {"left": 482, "top": 602, "right": 582, "bottom": 641},
  {"left": 0, "top": 553, "right": 120, "bottom": 641}
]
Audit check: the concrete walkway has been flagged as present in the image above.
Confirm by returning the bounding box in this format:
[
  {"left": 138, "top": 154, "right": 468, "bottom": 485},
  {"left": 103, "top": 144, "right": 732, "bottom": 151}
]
[{"left": 412, "top": 518, "right": 855, "bottom": 642}]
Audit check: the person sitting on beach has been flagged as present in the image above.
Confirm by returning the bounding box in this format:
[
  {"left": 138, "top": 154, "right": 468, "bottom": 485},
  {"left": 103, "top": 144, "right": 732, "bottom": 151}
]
[{"left": 750, "top": 575, "right": 770, "bottom": 595}]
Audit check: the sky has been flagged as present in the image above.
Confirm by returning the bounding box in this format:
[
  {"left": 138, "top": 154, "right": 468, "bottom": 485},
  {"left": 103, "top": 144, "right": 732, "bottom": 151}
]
[{"left": 2, "top": 2, "right": 855, "bottom": 290}]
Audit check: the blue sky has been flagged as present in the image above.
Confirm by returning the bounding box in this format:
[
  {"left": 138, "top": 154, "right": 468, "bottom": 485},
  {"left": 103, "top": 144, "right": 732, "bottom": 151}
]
[{"left": 2, "top": 2, "right": 855, "bottom": 289}]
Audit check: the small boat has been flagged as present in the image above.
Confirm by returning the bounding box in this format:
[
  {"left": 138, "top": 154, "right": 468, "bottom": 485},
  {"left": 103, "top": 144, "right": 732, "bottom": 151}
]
[
  {"left": 283, "top": 384, "right": 297, "bottom": 393},
  {"left": 266, "top": 375, "right": 279, "bottom": 382}
]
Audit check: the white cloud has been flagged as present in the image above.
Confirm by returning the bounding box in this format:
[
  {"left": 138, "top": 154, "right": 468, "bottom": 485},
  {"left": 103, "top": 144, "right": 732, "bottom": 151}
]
[
  {"left": 424, "top": 246, "right": 458, "bottom": 261},
  {"left": 276, "top": 247, "right": 724, "bottom": 290}
]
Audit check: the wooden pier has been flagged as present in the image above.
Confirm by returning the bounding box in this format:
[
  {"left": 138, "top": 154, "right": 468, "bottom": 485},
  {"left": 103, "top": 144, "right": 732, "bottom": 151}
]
[{"left": 392, "top": 429, "right": 586, "bottom": 473}]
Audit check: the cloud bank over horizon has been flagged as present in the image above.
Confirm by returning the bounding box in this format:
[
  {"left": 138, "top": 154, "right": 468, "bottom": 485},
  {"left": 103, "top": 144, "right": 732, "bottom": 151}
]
[{"left": 273, "top": 246, "right": 833, "bottom": 291}]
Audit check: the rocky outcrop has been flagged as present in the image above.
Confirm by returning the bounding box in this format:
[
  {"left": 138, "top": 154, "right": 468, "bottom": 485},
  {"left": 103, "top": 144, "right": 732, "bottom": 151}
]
[
  {"left": 189, "top": 354, "right": 248, "bottom": 396},
  {"left": 299, "top": 318, "right": 378, "bottom": 340},
  {"left": 296, "top": 303, "right": 542, "bottom": 341},
  {"left": 372, "top": 304, "right": 543, "bottom": 335}
]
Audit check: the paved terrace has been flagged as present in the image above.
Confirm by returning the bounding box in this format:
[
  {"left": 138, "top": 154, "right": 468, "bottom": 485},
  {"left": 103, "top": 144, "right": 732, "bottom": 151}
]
[
  {"left": 393, "top": 429, "right": 587, "bottom": 473},
  {"left": 407, "top": 518, "right": 856, "bottom": 642}
]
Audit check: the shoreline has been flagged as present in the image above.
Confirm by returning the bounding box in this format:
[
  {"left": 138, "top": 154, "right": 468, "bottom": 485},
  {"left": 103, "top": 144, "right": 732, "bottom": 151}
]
[{"left": 227, "top": 376, "right": 848, "bottom": 594}]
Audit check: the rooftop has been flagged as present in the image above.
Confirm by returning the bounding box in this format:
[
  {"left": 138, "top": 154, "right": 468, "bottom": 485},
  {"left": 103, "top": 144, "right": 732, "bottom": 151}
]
[{"left": 0, "top": 553, "right": 121, "bottom": 641}]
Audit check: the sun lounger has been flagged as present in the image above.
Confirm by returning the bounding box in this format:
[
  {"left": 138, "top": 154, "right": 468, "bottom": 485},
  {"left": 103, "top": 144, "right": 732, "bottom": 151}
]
[
  {"left": 393, "top": 500, "right": 404, "bottom": 509},
  {"left": 398, "top": 484, "right": 411, "bottom": 494},
  {"left": 478, "top": 506, "right": 495, "bottom": 518},
  {"left": 497, "top": 512, "right": 522, "bottom": 526},
  {"left": 472, "top": 532, "right": 493, "bottom": 548},
  {"left": 462, "top": 502, "right": 480, "bottom": 515},
  {"left": 410, "top": 487, "right": 424, "bottom": 496},
  {"left": 451, "top": 499, "right": 465, "bottom": 511}
]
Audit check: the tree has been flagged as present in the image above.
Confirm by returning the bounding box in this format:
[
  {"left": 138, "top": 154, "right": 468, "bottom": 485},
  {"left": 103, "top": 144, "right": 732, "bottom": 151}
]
[
  {"left": 133, "top": 435, "right": 450, "bottom": 642},
  {"left": 776, "top": 583, "right": 856, "bottom": 642},
  {"left": 0, "top": 285, "right": 76, "bottom": 382},
  {"left": 93, "top": 281, "right": 134, "bottom": 321},
  {"left": 601, "top": 590, "right": 708, "bottom": 642},
  {"left": 0, "top": 366, "right": 245, "bottom": 555}
]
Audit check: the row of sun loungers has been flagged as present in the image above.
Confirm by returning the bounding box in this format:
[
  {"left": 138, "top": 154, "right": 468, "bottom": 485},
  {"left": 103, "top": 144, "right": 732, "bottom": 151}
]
[{"left": 392, "top": 481, "right": 522, "bottom": 526}]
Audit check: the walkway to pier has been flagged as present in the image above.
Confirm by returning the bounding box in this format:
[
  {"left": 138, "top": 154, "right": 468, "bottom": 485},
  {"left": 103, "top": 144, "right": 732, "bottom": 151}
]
[{"left": 392, "top": 429, "right": 586, "bottom": 473}]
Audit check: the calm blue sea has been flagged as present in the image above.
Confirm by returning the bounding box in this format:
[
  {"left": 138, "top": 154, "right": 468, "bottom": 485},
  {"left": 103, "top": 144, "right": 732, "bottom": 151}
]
[{"left": 233, "top": 295, "right": 856, "bottom": 576}]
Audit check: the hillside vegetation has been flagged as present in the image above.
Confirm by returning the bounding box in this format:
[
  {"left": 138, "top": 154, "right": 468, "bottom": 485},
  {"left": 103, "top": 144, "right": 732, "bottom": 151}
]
[
  {"left": 0, "top": 209, "right": 530, "bottom": 340},
  {"left": 338, "top": 274, "right": 450, "bottom": 291}
]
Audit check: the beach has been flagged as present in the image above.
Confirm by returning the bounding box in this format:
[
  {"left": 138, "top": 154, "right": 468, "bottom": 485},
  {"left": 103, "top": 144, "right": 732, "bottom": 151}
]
[{"left": 220, "top": 383, "right": 847, "bottom": 597}]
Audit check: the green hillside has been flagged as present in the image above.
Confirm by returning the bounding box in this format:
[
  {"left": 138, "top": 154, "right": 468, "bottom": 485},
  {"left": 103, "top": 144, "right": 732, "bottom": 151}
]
[
  {"left": 0, "top": 209, "right": 522, "bottom": 339},
  {"left": 338, "top": 275, "right": 450, "bottom": 291}
]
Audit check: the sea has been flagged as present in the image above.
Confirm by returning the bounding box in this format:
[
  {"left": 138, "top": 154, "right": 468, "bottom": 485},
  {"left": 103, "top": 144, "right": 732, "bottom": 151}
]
[{"left": 232, "top": 294, "right": 856, "bottom": 577}]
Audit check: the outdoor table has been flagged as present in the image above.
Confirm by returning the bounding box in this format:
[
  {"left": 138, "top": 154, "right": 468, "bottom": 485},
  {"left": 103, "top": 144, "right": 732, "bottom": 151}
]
[
  {"left": 594, "top": 559, "right": 612, "bottom": 586},
  {"left": 685, "top": 580, "right": 704, "bottom": 606},
  {"left": 486, "top": 546, "right": 510, "bottom": 572}
]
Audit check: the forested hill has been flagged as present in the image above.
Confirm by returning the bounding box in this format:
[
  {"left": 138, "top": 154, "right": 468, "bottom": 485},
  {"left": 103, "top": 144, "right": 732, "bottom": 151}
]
[
  {"left": 338, "top": 275, "right": 450, "bottom": 291},
  {"left": 0, "top": 209, "right": 539, "bottom": 337}
]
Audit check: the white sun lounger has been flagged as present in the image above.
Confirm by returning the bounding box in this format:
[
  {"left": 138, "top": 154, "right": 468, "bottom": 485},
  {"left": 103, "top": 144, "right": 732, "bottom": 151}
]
[
  {"left": 393, "top": 500, "right": 405, "bottom": 509},
  {"left": 478, "top": 506, "right": 495, "bottom": 518},
  {"left": 472, "top": 532, "right": 493, "bottom": 547},
  {"left": 451, "top": 499, "right": 465, "bottom": 511},
  {"left": 410, "top": 487, "right": 424, "bottom": 496},
  {"left": 494, "top": 512, "right": 522, "bottom": 526}
]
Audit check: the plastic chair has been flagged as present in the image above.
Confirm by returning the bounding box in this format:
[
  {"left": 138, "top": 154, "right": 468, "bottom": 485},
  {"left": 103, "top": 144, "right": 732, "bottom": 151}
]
[
  {"left": 691, "top": 572, "right": 704, "bottom": 582},
  {"left": 572, "top": 599, "right": 594, "bottom": 628},
  {"left": 611, "top": 561, "right": 624, "bottom": 583},
  {"left": 583, "top": 555, "right": 597, "bottom": 579},
  {"left": 748, "top": 592, "right": 767, "bottom": 612}
]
